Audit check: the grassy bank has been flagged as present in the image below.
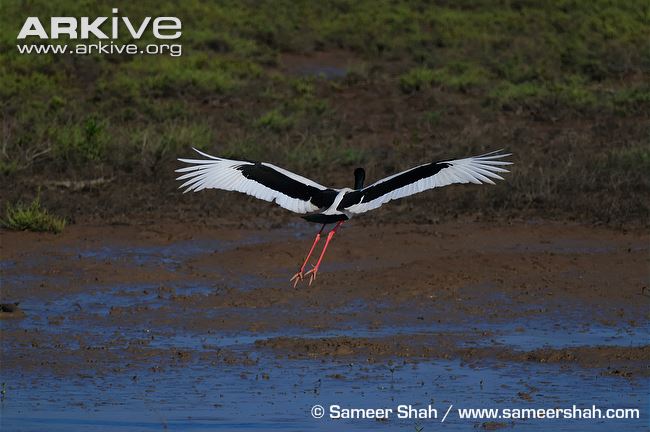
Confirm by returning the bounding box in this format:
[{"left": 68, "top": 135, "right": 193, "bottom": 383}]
[{"left": 1, "top": 0, "right": 648, "bottom": 226}]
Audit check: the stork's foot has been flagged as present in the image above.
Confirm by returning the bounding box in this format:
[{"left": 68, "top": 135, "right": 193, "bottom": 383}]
[
  {"left": 290, "top": 271, "right": 304, "bottom": 288},
  {"left": 303, "top": 266, "right": 320, "bottom": 286}
]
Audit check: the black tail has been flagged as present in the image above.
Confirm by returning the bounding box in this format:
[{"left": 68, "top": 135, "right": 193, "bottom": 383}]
[{"left": 302, "top": 214, "right": 349, "bottom": 224}]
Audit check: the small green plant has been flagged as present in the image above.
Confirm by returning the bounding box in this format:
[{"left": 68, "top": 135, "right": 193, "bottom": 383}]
[
  {"left": 2, "top": 196, "right": 66, "bottom": 233},
  {"left": 255, "top": 109, "right": 294, "bottom": 132},
  {"left": 487, "top": 81, "right": 548, "bottom": 110},
  {"left": 54, "top": 116, "right": 107, "bottom": 163},
  {"left": 430, "top": 62, "right": 489, "bottom": 92},
  {"left": 399, "top": 67, "right": 436, "bottom": 94},
  {"left": 291, "top": 78, "right": 315, "bottom": 96}
]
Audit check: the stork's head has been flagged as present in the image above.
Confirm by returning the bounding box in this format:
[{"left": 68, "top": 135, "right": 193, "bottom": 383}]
[{"left": 353, "top": 168, "right": 365, "bottom": 190}]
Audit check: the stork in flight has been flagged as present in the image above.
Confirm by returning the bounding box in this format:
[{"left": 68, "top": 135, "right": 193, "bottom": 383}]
[{"left": 176, "top": 148, "right": 511, "bottom": 286}]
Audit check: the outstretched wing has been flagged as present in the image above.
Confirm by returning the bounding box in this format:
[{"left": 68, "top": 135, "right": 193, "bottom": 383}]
[
  {"left": 342, "top": 150, "right": 512, "bottom": 214},
  {"left": 176, "top": 148, "right": 337, "bottom": 214}
]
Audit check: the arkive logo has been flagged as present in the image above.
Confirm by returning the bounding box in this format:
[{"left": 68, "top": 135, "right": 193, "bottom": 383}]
[
  {"left": 16, "top": 8, "right": 182, "bottom": 57},
  {"left": 17, "top": 8, "right": 182, "bottom": 40}
]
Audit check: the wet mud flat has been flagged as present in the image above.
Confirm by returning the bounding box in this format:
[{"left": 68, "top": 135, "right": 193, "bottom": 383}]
[{"left": 1, "top": 220, "right": 648, "bottom": 431}]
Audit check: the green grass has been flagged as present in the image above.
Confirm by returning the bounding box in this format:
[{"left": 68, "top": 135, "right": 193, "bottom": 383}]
[
  {"left": 282, "top": 135, "right": 367, "bottom": 172},
  {"left": 430, "top": 62, "right": 489, "bottom": 92},
  {"left": 255, "top": 109, "right": 295, "bottom": 132},
  {"left": 604, "top": 146, "right": 650, "bottom": 174},
  {"left": 0, "top": 0, "right": 648, "bottom": 225},
  {"left": 2, "top": 197, "right": 66, "bottom": 233},
  {"left": 399, "top": 67, "right": 436, "bottom": 93},
  {"left": 400, "top": 62, "right": 491, "bottom": 94},
  {"left": 53, "top": 116, "right": 108, "bottom": 164},
  {"left": 1, "top": 1, "right": 647, "bottom": 172}
]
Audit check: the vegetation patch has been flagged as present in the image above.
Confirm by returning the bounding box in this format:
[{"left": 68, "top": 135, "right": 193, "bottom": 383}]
[
  {"left": 399, "top": 67, "right": 436, "bottom": 93},
  {"left": 255, "top": 109, "right": 295, "bottom": 132},
  {"left": 2, "top": 196, "right": 66, "bottom": 233},
  {"left": 0, "top": 0, "right": 648, "bottom": 226}
]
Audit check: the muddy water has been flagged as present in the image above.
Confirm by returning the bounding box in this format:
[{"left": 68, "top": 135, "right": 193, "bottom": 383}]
[{"left": 1, "top": 221, "right": 648, "bottom": 430}]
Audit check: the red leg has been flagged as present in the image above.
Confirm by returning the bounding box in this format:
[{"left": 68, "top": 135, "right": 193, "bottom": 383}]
[
  {"left": 290, "top": 225, "right": 325, "bottom": 287},
  {"left": 304, "top": 220, "right": 344, "bottom": 285}
]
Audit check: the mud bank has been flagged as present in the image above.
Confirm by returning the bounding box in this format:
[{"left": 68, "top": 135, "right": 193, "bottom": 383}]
[{"left": 1, "top": 220, "right": 648, "bottom": 430}]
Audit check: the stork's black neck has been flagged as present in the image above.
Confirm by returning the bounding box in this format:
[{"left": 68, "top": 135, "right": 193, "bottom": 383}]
[{"left": 353, "top": 168, "right": 365, "bottom": 190}]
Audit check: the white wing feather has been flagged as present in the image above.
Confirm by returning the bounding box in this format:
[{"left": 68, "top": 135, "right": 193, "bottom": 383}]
[
  {"left": 345, "top": 151, "right": 512, "bottom": 214},
  {"left": 175, "top": 148, "right": 329, "bottom": 214}
]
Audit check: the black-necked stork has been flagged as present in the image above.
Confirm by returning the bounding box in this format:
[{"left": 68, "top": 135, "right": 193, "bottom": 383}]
[{"left": 176, "top": 148, "right": 511, "bottom": 286}]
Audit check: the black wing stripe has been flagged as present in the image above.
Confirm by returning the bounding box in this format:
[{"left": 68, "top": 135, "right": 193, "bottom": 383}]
[
  {"left": 337, "top": 190, "right": 363, "bottom": 210},
  {"left": 361, "top": 162, "right": 450, "bottom": 202},
  {"left": 236, "top": 164, "right": 337, "bottom": 208}
]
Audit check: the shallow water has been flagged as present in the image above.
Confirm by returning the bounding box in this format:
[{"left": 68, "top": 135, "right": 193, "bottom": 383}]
[
  {"left": 2, "top": 356, "right": 647, "bottom": 431},
  {"left": 2, "top": 225, "right": 648, "bottom": 431},
  {"left": 8, "top": 274, "right": 648, "bottom": 355}
]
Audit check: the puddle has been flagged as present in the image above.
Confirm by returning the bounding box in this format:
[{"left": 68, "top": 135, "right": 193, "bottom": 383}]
[
  {"left": 5, "top": 275, "right": 648, "bottom": 352},
  {"left": 0, "top": 260, "right": 15, "bottom": 271},
  {"left": 280, "top": 52, "right": 353, "bottom": 80},
  {"left": 291, "top": 64, "right": 348, "bottom": 79},
  {"left": 502, "top": 238, "right": 649, "bottom": 255},
  {"left": 492, "top": 320, "right": 649, "bottom": 350},
  {"left": 2, "top": 356, "right": 646, "bottom": 431}
]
